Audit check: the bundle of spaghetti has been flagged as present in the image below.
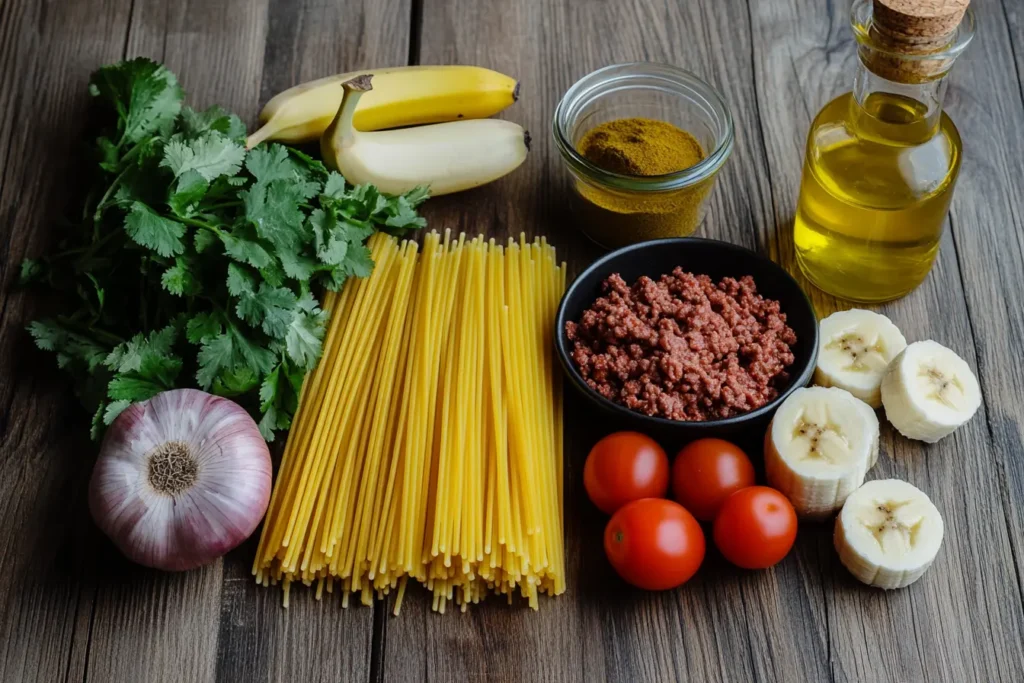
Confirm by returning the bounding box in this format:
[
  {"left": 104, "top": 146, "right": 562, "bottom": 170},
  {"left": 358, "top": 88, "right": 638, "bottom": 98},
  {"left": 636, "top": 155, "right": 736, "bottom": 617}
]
[{"left": 253, "top": 230, "right": 567, "bottom": 613}]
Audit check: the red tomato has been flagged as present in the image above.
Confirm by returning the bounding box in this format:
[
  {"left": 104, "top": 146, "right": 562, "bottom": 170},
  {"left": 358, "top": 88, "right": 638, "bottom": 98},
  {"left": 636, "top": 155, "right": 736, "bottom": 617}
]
[
  {"left": 713, "top": 487, "right": 797, "bottom": 569},
  {"left": 584, "top": 432, "right": 669, "bottom": 514},
  {"left": 604, "top": 498, "right": 705, "bottom": 590},
  {"left": 671, "top": 438, "right": 756, "bottom": 521}
]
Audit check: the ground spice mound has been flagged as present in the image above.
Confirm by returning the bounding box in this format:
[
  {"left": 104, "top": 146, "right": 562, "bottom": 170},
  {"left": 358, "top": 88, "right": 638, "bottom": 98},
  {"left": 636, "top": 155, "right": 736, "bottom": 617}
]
[
  {"left": 577, "top": 117, "right": 705, "bottom": 176},
  {"left": 565, "top": 268, "right": 798, "bottom": 421}
]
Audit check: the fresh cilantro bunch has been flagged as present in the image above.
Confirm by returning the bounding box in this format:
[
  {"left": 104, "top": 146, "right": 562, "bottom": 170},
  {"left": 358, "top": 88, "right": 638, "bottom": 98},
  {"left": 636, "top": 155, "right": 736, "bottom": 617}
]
[{"left": 21, "top": 58, "right": 428, "bottom": 441}]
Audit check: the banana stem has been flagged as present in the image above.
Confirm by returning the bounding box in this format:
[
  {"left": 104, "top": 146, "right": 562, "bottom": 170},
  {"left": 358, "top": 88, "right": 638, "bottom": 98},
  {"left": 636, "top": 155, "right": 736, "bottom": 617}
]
[{"left": 329, "top": 75, "right": 373, "bottom": 150}]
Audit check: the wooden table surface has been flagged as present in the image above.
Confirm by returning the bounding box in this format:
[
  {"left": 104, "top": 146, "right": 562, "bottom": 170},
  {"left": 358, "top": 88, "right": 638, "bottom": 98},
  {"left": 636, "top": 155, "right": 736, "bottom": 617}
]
[{"left": 3, "top": 0, "right": 1024, "bottom": 681}]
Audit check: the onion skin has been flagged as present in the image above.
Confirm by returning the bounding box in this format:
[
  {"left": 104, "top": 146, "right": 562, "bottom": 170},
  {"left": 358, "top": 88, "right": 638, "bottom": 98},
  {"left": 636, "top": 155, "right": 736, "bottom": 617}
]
[{"left": 89, "top": 389, "right": 272, "bottom": 571}]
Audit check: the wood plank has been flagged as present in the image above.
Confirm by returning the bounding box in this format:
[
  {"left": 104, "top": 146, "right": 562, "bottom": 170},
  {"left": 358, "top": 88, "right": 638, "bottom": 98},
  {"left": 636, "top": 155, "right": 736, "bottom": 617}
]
[
  {"left": 1004, "top": 0, "right": 1024, "bottom": 101},
  {"left": 750, "top": 0, "right": 1024, "bottom": 680},
  {"left": 78, "top": 2, "right": 270, "bottom": 681},
  {"left": 945, "top": 0, "right": 1024, "bottom": 647},
  {"left": 379, "top": 1, "right": 832, "bottom": 681},
  {"left": 0, "top": 1, "right": 135, "bottom": 682}
]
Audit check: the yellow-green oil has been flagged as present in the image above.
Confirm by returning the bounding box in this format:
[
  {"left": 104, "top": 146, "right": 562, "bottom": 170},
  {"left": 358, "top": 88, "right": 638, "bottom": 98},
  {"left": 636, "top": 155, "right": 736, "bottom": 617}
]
[{"left": 794, "top": 92, "right": 962, "bottom": 302}]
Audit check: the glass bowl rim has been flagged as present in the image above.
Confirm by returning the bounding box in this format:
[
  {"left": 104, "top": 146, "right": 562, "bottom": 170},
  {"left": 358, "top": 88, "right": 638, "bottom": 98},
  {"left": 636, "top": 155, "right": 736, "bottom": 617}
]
[{"left": 552, "top": 62, "right": 735, "bottom": 193}]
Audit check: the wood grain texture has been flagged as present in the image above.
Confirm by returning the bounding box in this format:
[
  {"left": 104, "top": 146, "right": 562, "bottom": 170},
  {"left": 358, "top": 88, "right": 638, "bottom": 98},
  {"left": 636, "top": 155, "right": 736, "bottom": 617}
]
[
  {"left": 1, "top": 0, "right": 1024, "bottom": 681},
  {"left": 750, "top": 0, "right": 1024, "bottom": 681},
  {"left": 0, "top": 2, "right": 135, "bottom": 683}
]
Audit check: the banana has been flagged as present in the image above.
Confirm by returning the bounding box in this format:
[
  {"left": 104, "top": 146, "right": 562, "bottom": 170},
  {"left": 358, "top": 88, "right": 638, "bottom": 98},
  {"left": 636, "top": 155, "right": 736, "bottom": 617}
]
[
  {"left": 247, "top": 65, "right": 519, "bottom": 148},
  {"left": 834, "top": 479, "right": 944, "bottom": 589},
  {"left": 321, "top": 75, "right": 528, "bottom": 196},
  {"left": 879, "top": 340, "right": 981, "bottom": 443},
  {"left": 764, "top": 386, "right": 879, "bottom": 519},
  {"left": 815, "top": 309, "right": 907, "bottom": 408}
]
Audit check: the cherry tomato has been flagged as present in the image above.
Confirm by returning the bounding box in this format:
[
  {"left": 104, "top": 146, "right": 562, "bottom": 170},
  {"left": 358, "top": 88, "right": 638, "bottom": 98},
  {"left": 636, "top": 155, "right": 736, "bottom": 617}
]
[
  {"left": 604, "top": 498, "right": 705, "bottom": 590},
  {"left": 713, "top": 486, "right": 797, "bottom": 569},
  {"left": 584, "top": 432, "right": 669, "bottom": 514},
  {"left": 671, "top": 438, "right": 756, "bottom": 521}
]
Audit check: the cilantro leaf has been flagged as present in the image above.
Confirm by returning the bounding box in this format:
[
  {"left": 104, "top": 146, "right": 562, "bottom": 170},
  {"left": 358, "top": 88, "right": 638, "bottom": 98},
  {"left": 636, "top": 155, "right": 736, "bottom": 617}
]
[
  {"left": 104, "top": 326, "right": 177, "bottom": 373},
  {"left": 401, "top": 185, "right": 431, "bottom": 207},
  {"left": 382, "top": 193, "right": 428, "bottom": 231},
  {"left": 229, "top": 324, "right": 277, "bottom": 375},
  {"left": 243, "top": 179, "right": 315, "bottom": 253},
  {"left": 286, "top": 147, "right": 329, "bottom": 181},
  {"left": 196, "top": 333, "right": 234, "bottom": 389},
  {"left": 257, "top": 406, "right": 283, "bottom": 441},
  {"left": 104, "top": 334, "right": 145, "bottom": 373},
  {"left": 124, "top": 202, "right": 185, "bottom": 257},
  {"left": 88, "top": 58, "right": 183, "bottom": 144},
  {"left": 345, "top": 243, "right": 375, "bottom": 279},
  {"left": 168, "top": 170, "right": 208, "bottom": 217},
  {"left": 259, "top": 364, "right": 280, "bottom": 412},
  {"left": 179, "top": 105, "right": 246, "bottom": 142},
  {"left": 213, "top": 366, "right": 259, "bottom": 396},
  {"left": 322, "top": 172, "right": 347, "bottom": 199},
  {"left": 236, "top": 282, "right": 297, "bottom": 338},
  {"left": 285, "top": 293, "right": 326, "bottom": 368},
  {"left": 194, "top": 228, "right": 218, "bottom": 253},
  {"left": 103, "top": 400, "right": 132, "bottom": 426},
  {"left": 221, "top": 229, "right": 273, "bottom": 268},
  {"left": 162, "top": 256, "right": 201, "bottom": 296},
  {"left": 245, "top": 145, "right": 294, "bottom": 183},
  {"left": 161, "top": 132, "right": 246, "bottom": 181},
  {"left": 278, "top": 250, "right": 317, "bottom": 281},
  {"left": 226, "top": 262, "right": 255, "bottom": 296},
  {"left": 186, "top": 312, "right": 222, "bottom": 344},
  {"left": 195, "top": 323, "right": 275, "bottom": 390},
  {"left": 28, "top": 319, "right": 66, "bottom": 351},
  {"left": 19, "top": 259, "right": 45, "bottom": 286},
  {"left": 107, "top": 376, "right": 165, "bottom": 402},
  {"left": 318, "top": 231, "right": 349, "bottom": 265}
]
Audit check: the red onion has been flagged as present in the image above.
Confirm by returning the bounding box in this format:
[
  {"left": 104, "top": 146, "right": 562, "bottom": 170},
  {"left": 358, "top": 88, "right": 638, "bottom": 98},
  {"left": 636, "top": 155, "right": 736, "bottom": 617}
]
[{"left": 89, "top": 389, "right": 272, "bottom": 571}]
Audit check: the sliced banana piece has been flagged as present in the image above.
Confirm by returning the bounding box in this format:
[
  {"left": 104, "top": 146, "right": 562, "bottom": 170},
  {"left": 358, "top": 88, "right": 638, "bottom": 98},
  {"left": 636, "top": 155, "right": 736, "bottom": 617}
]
[
  {"left": 880, "top": 340, "right": 981, "bottom": 443},
  {"left": 765, "top": 386, "right": 880, "bottom": 519},
  {"left": 834, "top": 479, "right": 944, "bottom": 589},
  {"left": 815, "top": 309, "right": 907, "bottom": 409}
]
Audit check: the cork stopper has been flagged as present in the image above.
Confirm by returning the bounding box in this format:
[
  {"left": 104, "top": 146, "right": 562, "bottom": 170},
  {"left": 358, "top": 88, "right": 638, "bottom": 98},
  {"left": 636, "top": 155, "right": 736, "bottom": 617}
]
[
  {"left": 862, "top": 0, "right": 970, "bottom": 82},
  {"left": 873, "top": 0, "right": 969, "bottom": 46}
]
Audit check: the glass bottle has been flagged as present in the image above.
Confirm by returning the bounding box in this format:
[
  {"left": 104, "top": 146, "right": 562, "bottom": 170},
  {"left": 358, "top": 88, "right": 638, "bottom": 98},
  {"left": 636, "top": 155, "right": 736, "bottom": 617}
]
[{"left": 793, "top": 0, "right": 975, "bottom": 303}]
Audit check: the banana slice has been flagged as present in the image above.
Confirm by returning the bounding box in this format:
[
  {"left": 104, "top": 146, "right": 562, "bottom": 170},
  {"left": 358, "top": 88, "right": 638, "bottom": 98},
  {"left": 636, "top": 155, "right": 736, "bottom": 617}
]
[
  {"left": 814, "top": 309, "right": 907, "bottom": 408},
  {"left": 834, "top": 479, "right": 944, "bottom": 589},
  {"left": 880, "top": 340, "right": 981, "bottom": 443},
  {"left": 765, "top": 386, "right": 879, "bottom": 519}
]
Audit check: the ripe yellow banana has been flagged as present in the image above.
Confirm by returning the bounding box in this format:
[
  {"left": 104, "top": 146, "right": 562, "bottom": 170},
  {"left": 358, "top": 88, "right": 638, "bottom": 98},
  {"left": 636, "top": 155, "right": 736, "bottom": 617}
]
[
  {"left": 247, "top": 65, "right": 519, "bottom": 148},
  {"left": 321, "top": 75, "right": 529, "bottom": 197}
]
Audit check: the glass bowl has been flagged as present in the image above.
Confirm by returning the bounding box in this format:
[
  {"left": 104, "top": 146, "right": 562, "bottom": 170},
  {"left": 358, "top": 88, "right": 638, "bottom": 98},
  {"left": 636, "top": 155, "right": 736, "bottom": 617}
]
[{"left": 552, "top": 63, "right": 734, "bottom": 249}]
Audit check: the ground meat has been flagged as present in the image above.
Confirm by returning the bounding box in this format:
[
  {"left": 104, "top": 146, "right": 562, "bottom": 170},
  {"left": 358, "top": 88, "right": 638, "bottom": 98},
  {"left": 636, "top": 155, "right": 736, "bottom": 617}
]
[{"left": 565, "top": 268, "right": 797, "bottom": 421}]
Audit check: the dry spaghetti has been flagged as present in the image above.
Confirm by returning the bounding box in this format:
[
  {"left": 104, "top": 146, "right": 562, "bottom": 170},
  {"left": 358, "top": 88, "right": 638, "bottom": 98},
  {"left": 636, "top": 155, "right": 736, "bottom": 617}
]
[{"left": 254, "top": 231, "right": 566, "bottom": 613}]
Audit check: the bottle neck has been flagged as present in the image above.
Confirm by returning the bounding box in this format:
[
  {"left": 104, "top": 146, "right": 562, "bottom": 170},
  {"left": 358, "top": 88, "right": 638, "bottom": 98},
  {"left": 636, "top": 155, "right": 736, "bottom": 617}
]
[{"left": 851, "top": 60, "right": 948, "bottom": 141}]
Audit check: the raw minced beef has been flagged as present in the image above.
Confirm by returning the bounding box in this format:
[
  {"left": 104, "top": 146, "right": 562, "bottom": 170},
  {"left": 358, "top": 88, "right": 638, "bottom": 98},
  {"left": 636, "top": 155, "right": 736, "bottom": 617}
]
[{"left": 565, "top": 268, "right": 797, "bottom": 421}]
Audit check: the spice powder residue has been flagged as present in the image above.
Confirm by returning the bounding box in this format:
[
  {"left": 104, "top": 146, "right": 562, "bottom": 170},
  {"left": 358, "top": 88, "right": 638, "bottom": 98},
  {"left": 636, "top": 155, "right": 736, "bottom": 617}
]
[{"left": 573, "top": 117, "right": 713, "bottom": 248}]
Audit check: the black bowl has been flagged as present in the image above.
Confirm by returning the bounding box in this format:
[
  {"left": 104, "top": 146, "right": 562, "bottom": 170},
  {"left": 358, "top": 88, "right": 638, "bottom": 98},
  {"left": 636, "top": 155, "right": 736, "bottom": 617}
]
[{"left": 555, "top": 237, "right": 818, "bottom": 446}]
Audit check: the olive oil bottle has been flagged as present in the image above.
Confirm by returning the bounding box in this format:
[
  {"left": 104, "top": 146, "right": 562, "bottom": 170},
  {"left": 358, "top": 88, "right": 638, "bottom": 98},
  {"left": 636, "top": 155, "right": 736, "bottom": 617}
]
[{"left": 794, "top": 0, "right": 975, "bottom": 303}]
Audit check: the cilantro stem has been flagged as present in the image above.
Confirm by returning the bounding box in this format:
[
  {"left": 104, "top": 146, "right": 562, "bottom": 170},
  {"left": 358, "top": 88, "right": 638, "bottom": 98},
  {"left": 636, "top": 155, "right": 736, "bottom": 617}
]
[
  {"left": 201, "top": 200, "right": 242, "bottom": 212},
  {"left": 93, "top": 166, "right": 133, "bottom": 239},
  {"left": 175, "top": 216, "right": 224, "bottom": 235},
  {"left": 59, "top": 318, "right": 125, "bottom": 347}
]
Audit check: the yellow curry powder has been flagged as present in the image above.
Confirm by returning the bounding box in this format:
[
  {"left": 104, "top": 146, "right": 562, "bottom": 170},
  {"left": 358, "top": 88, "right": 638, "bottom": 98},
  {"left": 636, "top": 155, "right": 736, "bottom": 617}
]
[{"left": 574, "top": 117, "right": 712, "bottom": 248}]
